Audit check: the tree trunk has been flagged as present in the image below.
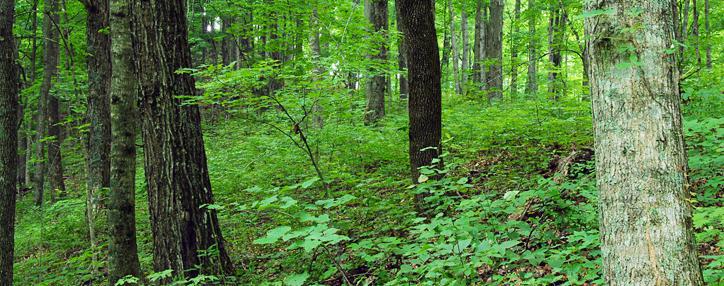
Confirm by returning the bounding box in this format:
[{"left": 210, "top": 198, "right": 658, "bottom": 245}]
[
  {"left": 461, "top": 4, "right": 470, "bottom": 95},
  {"left": 450, "top": 0, "right": 460, "bottom": 94},
  {"left": 136, "top": 0, "right": 234, "bottom": 280},
  {"left": 473, "top": 0, "right": 487, "bottom": 89},
  {"left": 398, "top": 0, "right": 442, "bottom": 183},
  {"left": 441, "top": 0, "right": 451, "bottom": 69},
  {"left": 395, "top": 0, "right": 408, "bottom": 100},
  {"left": 704, "top": 0, "right": 711, "bottom": 68},
  {"left": 585, "top": 0, "right": 705, "bottom": 284},
  {"left": 485, "top": 0, "right": 503, "bottom": 100},
  {"left": 82, "top": 0, "right": 112, "bottom": 263},
  {"left": 0, "top": 1, "right": 19, "bottom": 283},
  {"left": 310, "top": 6, "right": 324, "bottom": 128},
  {"left": 547, "top": 4, "right": 565, "bottom": 100},
  {"left": 364, "top": 0, "right": 388, "bottom": 125},
  {"left": 692, "top": 0, "right": 700, "bottom": 65},
  {"left": 525, "top": 0, "right": 537, "bottom": 96},
  {"left": 510, "top": 0, "right": 521, "bottom": 95},
  {"left": 107, "top": 0, "right": 142, "bottom": 283},
  {"left": 35, "top": 0, "right": 61, "bottom": 206},
  {"left": 680, "top": 0, "right": 690, "bottom": 66}
]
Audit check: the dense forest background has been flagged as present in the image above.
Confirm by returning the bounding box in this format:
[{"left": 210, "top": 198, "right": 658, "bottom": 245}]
[{"left": 2, "top": 0, "right": 722, "bottom": 284}]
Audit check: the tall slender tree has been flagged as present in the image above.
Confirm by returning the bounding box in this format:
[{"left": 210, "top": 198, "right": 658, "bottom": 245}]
[
  {"left": 107, "top": 0, "right": 142, "bottom": 283},
  {"left": 0, "top": 1, "right": 20, "bottom": 284},
  {"left": 509, "top": 0, "right": 521, "bottom": 95},
  {"left": 461, "top": 2, "right": 470, "bottom": 94},
  {"left": 585, "top": 0, "right": 705, "bottom": 284},
  {"left": 364, "top": 0, "right": 388, "bottom": 124},
  {"left": 398, "top": 0, "right": 442, "bottom": 183},
  {"left": 35, "top": 0, "right": 61, "bottom": 206},
  {"left": 136, "top": 0, "right": 234, "bottom": 280},
  {"left": 395, "top": 0, "right": 408, "bottom": 99},
  {"left": 450, "top": 0, "right": 460, "bottom": 94},
  {"left": 704, "top": 0, "right": 711, "bottom": 68},
  {"left": 525, "top": 0, "right": 537, "bottom": 96}
]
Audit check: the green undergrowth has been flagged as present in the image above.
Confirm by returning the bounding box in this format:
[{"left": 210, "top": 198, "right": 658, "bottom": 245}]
[{"left": 12, "top": 86, "right": 723, "bottom": 284}]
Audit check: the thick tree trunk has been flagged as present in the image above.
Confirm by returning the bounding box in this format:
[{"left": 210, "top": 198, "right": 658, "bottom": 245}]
[
  {"left": 364, "top": 0, "right": 388, "bottom": 125},
  {"left": 0, "top": 1, "right": 19, "bottom": 284},
  {"left": 510, "top": 0, "right": 521, "bottom": 95},
  {"left": 472, "top": 0, "right": 483, "bottom": 87},
  {"left": 485, "top": 0, "right": 504, "bottom": 100},
  {"left": 525, "top": 0, "right": 537, "bottom": 96},
  {"left": 461, "top": 4, "right": 469, "bottom": 94},
  {"left": 82, "top": 0, "right": 112, "bottom": 262},
  {"left": 585, "top": 0, "right": 705, "bottom": 284},
  {"left": 107, "top": 0, "right": 142, "bottom": 283},
  {"left": 395, "top": 0, "right": 408, "bottom": 100},
  {"left": 136, "top": 0, "right": 234, "bottom": 280},
  {"left": 35, "top": 0, "right": 61, "bottom": 206},
  {"left": 398, "top": 0, "right": 442, "bottom": 183},
  {"left": 83, "top": 0, "right": 112, "bottom": 197}
]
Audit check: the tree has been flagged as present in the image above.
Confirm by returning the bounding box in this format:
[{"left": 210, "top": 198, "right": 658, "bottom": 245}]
[
  {"left": 547, "top": 2, "right": 565, "bottom": 99},
  {"left": 509, "top": 0, "right": 521, "bottom": 95},
  {"left": 136, "top": 0, "right": 234, "bottom": 279},
  {"left": 704, "top": 0, "right": 711, "bottom": 68},
  {"left": 395, "top": 0, "right": 408, "bottom": 99},
  {"left": 34, "top": 0, "right": 61, "bottom": 206},
  {"left": 485, "top": 0, "right": 504, "bottom": 100},
  {"left": 584, "top": 0, "right": 705, "bottom": 284},
  {"left": 81, "top": 0, "right": 112, "bottom": 215},
  {"left": 1, "top": 1, "right": 19, "bottom": 284},
  {"left": 472, "top": 0, "right": 486, "bottom": 89},
  {"left": 461, "top": 2, "right": 470, "bottom": 95},
  {"left": 525, "top": 0, "right": 537, "bottom": 96},
  {"left": 398, "top": 0, "right": 443, "bottom": 183},
  {"left": 364, "top": 0, "right": 388, "bottom": 124},
  {"left": 107, "top": 0, "right": 142, "bottom": 283},
  {"left": 449, "top": 0, "right": 460, "bottom": 94}
]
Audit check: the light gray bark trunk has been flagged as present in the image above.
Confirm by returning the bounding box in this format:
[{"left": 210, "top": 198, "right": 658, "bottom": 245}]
[
  {"left": 450, "top": 0, "right": 460, "bottom": 94},
  {"left": 107, "top": 0, "right": 142, "bottom": 283},
  {"left": 585, "top": 0, "right": 705, "bottom": 284},
  {"left": 461, "top": 4, "right": 469, "bottom": 94},
  {"left": 485, "top": 0, "right": 504, "bottom": 100}
]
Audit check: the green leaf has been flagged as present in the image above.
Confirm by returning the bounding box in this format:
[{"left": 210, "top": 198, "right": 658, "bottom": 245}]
[
  {"left": 284, "top": 272, "right": 310, "bottom": 286},
  {"left": 254, "top": 226, "right": 292, "bottom": 244},
  {"left": 301, "top": 177, "right": 320, "bottom": 189}
]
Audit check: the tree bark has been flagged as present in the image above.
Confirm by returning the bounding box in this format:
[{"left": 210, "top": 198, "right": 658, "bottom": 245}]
[
  {"left": 450, "top": 0, "right": 460, "bottom": 94},
  {"left": 525, "top": 0, "right": 537, "bottom": 96},
  {"left": 510, "top": 0, "right": 521, "bottom": 95},
  {"left": 461, "top": 3, "right": 470, "bottom": 95},
  {"left": 136, "top": 0, "right": 234, "bottom": 280},
  {"left": 364, "top": 0, "right": 388, "bottom": 125},
  {"left": 585, "top": 0, "right": 705, "bottom": 284},
  {"left": 398, "top": 0, "right": 442, "bottom": 183},
  {"left": 692, "top": 0, "right": 700, "bottom": 65},
  {"left": 473, "top": 0, "right": 487, "bottom": 90},
  {"left": 107, "top": 0, "right": 143, "bottom": 283},
  {"left": 0, "top": 1, "right": 19, "bottom": 283},
  {"left": 395, "top": 0, "right": 408, "bottom": 100},
  {"left": 35, "top": 0, "right": 61, "bottom": 206},
  {"left": 485, "top": 0, "right": 504, "bottom": 100},
  {"left": 704, "top": 0, "right": 711, "bottom": 68},
  {"left": 547, "top": 3, "right": 565, "bottom": 100}
]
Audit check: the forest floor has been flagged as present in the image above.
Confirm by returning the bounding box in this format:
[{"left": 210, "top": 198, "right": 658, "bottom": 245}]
[{"left": 12, "top": 85, "right": 723, "bottom": 285}]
